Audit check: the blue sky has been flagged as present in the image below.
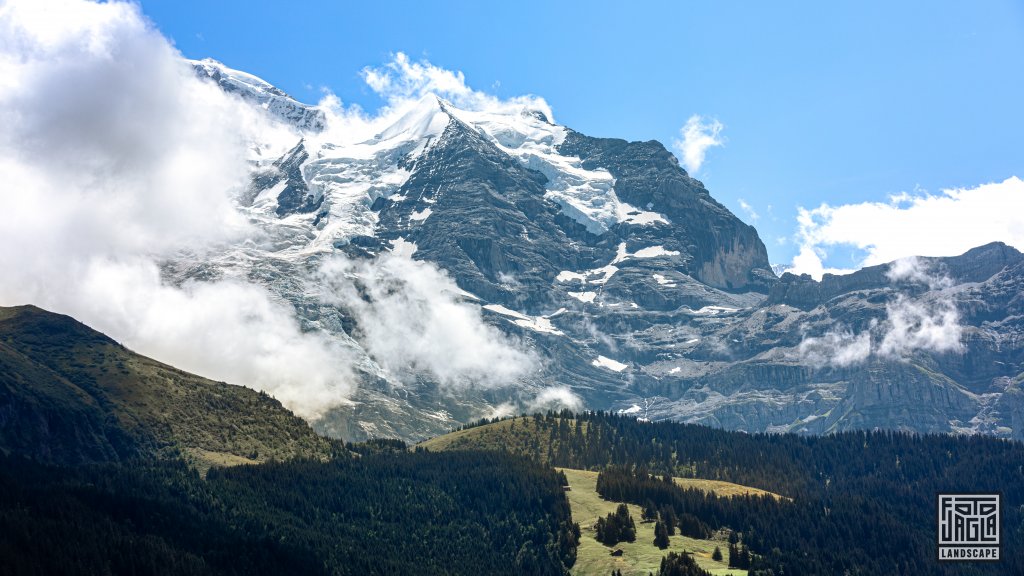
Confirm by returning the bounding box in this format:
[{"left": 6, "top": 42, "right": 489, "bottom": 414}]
[{"left": 140, "top": 0, "right": 1024, "bottom": 271}]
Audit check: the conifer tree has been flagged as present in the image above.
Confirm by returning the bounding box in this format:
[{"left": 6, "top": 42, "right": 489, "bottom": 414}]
[
  {"left": 660, "top": 506, "right": 677, "bottom": 536},
  {"left": 738, "top": 545, "right": 751, "bottom": 569},
  {"left": 654, "top": 519, "right": 670, "bottom": 549},
  {"left": 643, "top": 500, "right": 659, "bottom": 521}
]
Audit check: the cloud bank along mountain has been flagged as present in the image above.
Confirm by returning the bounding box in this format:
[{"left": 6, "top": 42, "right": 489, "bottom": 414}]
[
  {"left": 0, "top": 0, "right": 357, "bottom": 419},
  {"left": 0, "top": 0, "right": 547, "bottom": 422},
  {"left": 0, "top": 1, "right": 337, "bottom": 414}
]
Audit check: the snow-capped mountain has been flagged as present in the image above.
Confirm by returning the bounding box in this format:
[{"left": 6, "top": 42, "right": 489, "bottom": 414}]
[
  {"left": 192, "top": 59, "right": 327, "bottom": 132},
  {"left": 179, "top": 60, "right": 1024, "bottom": 442}
]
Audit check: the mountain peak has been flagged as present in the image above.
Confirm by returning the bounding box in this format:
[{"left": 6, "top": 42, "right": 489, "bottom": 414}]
[
  {"left": 374, "top": 93, "right": 452, "bottom": 143},
  {"left": 189, "top": 58, "right": 326, "bottom": 132}
]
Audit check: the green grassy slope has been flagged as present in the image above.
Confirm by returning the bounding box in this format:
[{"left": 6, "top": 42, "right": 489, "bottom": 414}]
[
  {"left": 561, "top": 468, "right": 744, "bottom": 576},
  {"left": 0, "top": 305, "right": 338, "bottom": 469},
  {"left": 420, "top": 417, "right": 782, "bottom": 498},
  {"left": 418, "top": 416, "right": 540, "bottom": 452}
]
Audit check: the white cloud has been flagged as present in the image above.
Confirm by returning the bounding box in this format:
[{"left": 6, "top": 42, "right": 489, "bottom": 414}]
[
  {"left": 363, "top": 52, "right": 472, "bottom": 103},
  {"left": 880, "top": 257, "right": 962, "bottom": 357},
  {"left": 0, "top": 0, "right": 352, "bottom": 419},
  {"left": 527, "top": 386, "right": 583, "bottom": 413},
  {"left": 316, "top": 251, "right": 537, "bottom": 390},
  {"left": 738, "top": 198, "right": 760, "bottom": 222},
  {"left": 789, "top": 177, "right": 1024, "bottom": 279},
  {"left": 0, "top": 1, "right": 252, "bottom": 255},
  {"left": 308, "top": 51, "right": 557, "bottom": 159},
  {"left": 75, "top": 259, "right": 355, "bottom": 419},
  {"left": 797, "top": 259, "right": 963, "bottom": 366},
  {"left": 487, "top": 387, "right": 585, "bottom": 419},
  {"left": 877, "top": 295, "right": 963, "bottom": 358},
  {"left": 486, "top": 401, "right": 519, "bottom": 420},
  {"left": 672, "top": 114, "right": 724, "bottom": 174},
  {"left": 0, "top": 6, "right": 566, "bottom": 422},
  {"left": 885, "top": 255, "right": 952, "bottom": 289},
  {"left": 798, "top": 328, "right": 872, "bottom": 368},
  {"left": 787, "top": 245, "right": 857, "bottom": 280},
  {"left": 360, "top": 52, "right": 555, "bottom": 121}
]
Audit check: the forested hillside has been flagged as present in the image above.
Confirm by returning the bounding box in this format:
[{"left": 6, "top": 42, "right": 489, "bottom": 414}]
[
  {"left": 0, "top": 447, "right": 577, "bottom": 576},
  {"left": 423, "top": 412, "right": 1024, "bottom": 575},
  {"left": 4, "top": 304, "right": 1021, "bottom": 575},
  {"left": 0, "top": 306, "right": 579, "bottom": 576}
]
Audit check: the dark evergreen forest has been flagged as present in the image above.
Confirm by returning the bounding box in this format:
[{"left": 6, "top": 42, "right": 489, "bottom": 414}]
[
  {"left": 454, "top": 411, "right": 1024, "bottom": 575},
  {"left": 0, "top": 446, "right": 578, "bottom": 576},
  {"left": 4, "top": 407, "right": 1022, "bottom": 576}
]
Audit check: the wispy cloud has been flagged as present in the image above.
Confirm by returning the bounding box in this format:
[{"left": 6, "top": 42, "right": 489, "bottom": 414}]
[
  {"left": 312, "top": 51, "right": 555, "bottom": 148},
  {"left": 360, "top": 52, "right": 554, "bottom": 120},
  {"left": 738, "top": 198, "right": 759, "bottom": 222},
  {"left": 885, "top": 255, "right": 952, "bottom": 289},
  {"left": 876, "top": 294, "right": 962, "bottom": 358},
  {"left": 798, "top": 328, "right": 872, "bottom": 367},
  {"left": 526, "top": 386, "right": 583, "bottom": 413},
  {"left": 363, "top": 52, "right": 472, "bottom": 103},
  {"left": 672, "top": 114, "right": 724, "bottom": 174},
  {"left": 316, "top": 249, "right": 537, "bottom": 390},
  {"left": 789, "top": 177, "right": 1024, "bottom": 279},
  {"left": 797, "top": 257, "right": 963, "bottom": 367}
]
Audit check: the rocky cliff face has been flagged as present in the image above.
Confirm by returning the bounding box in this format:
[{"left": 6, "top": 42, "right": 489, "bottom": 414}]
[
  {"left": 176, "top": 61, "right": 1024, "bottom": 442},
  {"left": 373, "top": 105, "right": 593, "bottom": 307},
  {"left": 768, "top": 242, "right": 1022, "bottom": 310},
  {"left": 649, "top": 241, "right": 1024, "bottom": 438},
  {"left": 558, "top": 131, "right": 773, "bottom": 292}
]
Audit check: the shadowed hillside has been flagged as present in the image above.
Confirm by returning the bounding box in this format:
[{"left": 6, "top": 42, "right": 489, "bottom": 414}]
[{"left": 0, "top": 305, "right": 339, "bottom": 469}]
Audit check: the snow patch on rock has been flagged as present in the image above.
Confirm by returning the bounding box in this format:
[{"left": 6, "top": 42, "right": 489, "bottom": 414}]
[
  {"left": 568, "top": 291, "right": 597, "bottom": 303},
  {"left": 483, "top": 304, "right": 564, "bottom": 336},
  {"left": 592, "top": 355, "right": 628, "bottom": 372}
]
